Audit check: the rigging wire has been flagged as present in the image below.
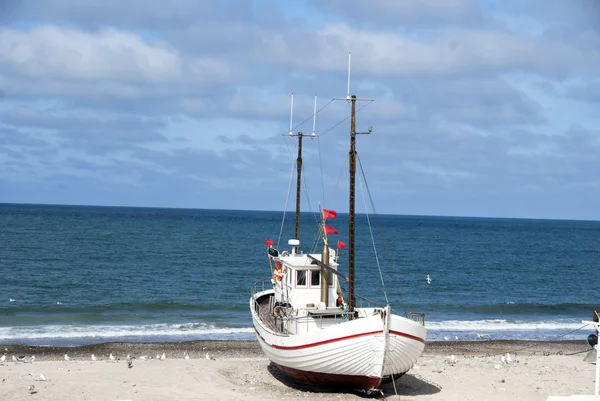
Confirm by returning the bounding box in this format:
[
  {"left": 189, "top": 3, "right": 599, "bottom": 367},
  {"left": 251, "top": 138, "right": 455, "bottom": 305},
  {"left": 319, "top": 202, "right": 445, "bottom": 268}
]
[
  {"left": 277, "top": 98, "right": 335, "bottom": 250},
  {"left": 300, "top": 161, "right": 324, "bottom": 255},
  {"left": 287, "top": 98, "right": 334, "bottom": 136},
  {"left": 357, "top": 157, "right": 390, "bottom": 306},
  {"left": 277, "top": 152, "right": 296, "bottom": 251},
  {"left": 316, "top": 136, "right": 327, "bottom": 214},
  {"left": 357, "top": 154, "right": 410, "bottom": 312},
  {"left": 277, "top": 97, "right": 371, "bottom": 253},
  {"left": 318, "top": 100, "right": 373, "bottom": 138},
  {"left": 325, "top": 153, "right": 349, "bottom": 211}
]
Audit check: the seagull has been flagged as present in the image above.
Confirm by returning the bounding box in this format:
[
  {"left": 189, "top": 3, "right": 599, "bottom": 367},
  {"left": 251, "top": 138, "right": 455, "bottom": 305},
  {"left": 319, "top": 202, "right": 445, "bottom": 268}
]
[
  {"left": 1, "top": 354, "right": 6, "bottom": 363},
  {"left": 56, "top": 301, "right": 63, "bottom": 305},
  {"left": 109, "top": 353, "right": 116, "bottom": 362},
  {"left": 426, "top": 274, "right": 431, "bottom": 284},
  {"left": 160, "top": 353, "right": 166, "bottom": 361},
  {"left": 139, "top": 355, "right": 149, "bottom": 361},
  {"left": 470, "top": 332, "right": 492, "bottom": 340},
  {"left": 29, "top": 373, "right": 46, "bottom": 381},
  {"left": 126, "top": 355, "right": 133, "bottom": 369},
  {"left": 91, "top": 354, "right": 97, "bottom": 361},
  {"left": 183, "top": 351, "right": 190, "bottom": 360},
  {"left": 9, "top": 299, "right": 15, "bottom": 302},
  {"left": 443, "top": 336, "right": 450, "bottom": 341},
  {"left": 447, "top": 354, "right": 457, "bottom": 366},
  {"left": 28, "top": 385, "right": 36, "bottom": 395},
  {"left": 205, "top": 353, "right": 216, "bottom": 361},
  {"left": 64, "top": 354, "right": 70, "bottom": 361},
  {"left": 500, "top": 355, "right": 507, "bottom": 364},
  {"left": 24, "top": 355, "right": 35, "bottom": 363},
  {"left": 12, "top": 355, "right": 17, "bottom": 362}
]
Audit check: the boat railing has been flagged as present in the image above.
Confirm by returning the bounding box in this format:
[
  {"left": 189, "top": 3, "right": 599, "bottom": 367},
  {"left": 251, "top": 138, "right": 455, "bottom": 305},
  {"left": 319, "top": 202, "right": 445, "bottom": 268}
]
[
  {"left": 353, "top": 294, "right": 384, "bottom": 309},
  {"left": 406, "top": 312, "right": 426, "bottom": 326},
  {"left": 251, "top": 278, "right": 273, "bottom": 298}
]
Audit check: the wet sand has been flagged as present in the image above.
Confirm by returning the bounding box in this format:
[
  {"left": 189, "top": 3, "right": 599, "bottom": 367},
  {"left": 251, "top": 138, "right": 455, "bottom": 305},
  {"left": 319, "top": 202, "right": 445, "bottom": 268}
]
[{"left": 0, "top": 340, "right": 597, "bottom": 400}]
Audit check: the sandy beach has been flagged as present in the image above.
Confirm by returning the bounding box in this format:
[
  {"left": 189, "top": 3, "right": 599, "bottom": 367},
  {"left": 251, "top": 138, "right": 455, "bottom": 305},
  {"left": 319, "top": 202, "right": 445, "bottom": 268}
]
[{"left": 0, "top": 340, "right": 596, "bottom": 401}]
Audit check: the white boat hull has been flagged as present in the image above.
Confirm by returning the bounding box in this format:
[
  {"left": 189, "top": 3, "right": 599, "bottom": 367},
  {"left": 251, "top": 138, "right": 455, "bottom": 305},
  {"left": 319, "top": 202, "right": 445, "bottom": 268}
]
[{"left": 250, "top": 290, "right": 426, "bottom": 391}]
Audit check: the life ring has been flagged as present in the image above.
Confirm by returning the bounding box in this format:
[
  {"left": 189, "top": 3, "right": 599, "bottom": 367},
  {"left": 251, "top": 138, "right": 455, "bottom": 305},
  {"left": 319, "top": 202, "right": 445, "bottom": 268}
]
[{"left": 273, "top": 261, "right": 283, "bottom": 281}]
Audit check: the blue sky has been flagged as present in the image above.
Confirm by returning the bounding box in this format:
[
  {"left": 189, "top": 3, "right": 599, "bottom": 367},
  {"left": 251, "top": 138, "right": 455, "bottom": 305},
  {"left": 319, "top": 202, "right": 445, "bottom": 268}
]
[{"left": 1, "top": 0, "right": 599, "bottom": 220}]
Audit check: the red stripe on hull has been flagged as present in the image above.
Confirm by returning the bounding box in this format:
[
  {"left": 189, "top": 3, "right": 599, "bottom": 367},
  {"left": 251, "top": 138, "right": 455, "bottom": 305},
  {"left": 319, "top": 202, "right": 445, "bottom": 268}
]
[
  {"left": 254, "top": 327, "right": 425, "bottom": 350},
  {"left": 272, "top": 362, "right": 384, "bottom": 392},
  {"left": 272, "top": 330, "right": 382, "bottom": 349},
  {"left": 390, "top": 329, "right": 426, "bottom": 344}
]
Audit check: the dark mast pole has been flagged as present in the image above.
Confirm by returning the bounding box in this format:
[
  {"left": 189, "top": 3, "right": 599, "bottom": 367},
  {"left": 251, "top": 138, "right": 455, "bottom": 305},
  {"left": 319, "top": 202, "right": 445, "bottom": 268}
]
[
  {"left": 348, "top": 95, "right": 357, "bottom": 319},
  {"left": 293, "top": 132, "right": 303, "bottom": 254}
]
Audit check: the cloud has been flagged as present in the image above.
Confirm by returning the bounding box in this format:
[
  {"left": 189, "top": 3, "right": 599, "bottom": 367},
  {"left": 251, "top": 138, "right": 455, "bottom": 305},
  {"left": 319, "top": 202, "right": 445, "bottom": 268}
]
[
  {"left": 1, "top": 0, "right": 600, "bottom": 219},
  {"left": 308, "top": 0, "right": 485, "bottom": 27},
  {"left": 0, "top": 25, "right": 237, "bottom": 112}
]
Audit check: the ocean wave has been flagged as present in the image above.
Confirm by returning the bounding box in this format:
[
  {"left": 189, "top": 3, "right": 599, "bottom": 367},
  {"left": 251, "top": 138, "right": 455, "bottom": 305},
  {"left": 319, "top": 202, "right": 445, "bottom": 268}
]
[
  {"left": 426, "top": 319, "right": 586, "bottom": 332},
  {"left": 0, "top": 322, "right": 255, "bottom": 342},
  {"left": 407, "top": 302, "right": 596, "bottom": 316},
  {"left": 0, "top": 300, "right": 245, "bottom": 314}
]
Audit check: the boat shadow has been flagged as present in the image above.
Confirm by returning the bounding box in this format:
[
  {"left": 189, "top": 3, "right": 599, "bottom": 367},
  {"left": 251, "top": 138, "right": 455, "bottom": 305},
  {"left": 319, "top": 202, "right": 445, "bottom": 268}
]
[{"left": 267, "top": 363, "right": 441, "bottom": 398}]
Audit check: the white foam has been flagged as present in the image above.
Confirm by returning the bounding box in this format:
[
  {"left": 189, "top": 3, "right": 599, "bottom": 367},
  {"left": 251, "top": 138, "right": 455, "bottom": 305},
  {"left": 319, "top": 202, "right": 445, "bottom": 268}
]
[
  {"left": 0, "top": 322, "right": 255, "bottom": 341},
  {"left": 426, "top": 319, "right": 584, "bottom": 332}
]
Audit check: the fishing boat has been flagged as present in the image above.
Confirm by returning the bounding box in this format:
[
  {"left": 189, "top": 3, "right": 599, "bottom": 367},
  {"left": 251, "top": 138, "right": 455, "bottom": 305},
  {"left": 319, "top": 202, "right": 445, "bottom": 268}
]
[{"left": 249, "top": 66, "right": 427, "bottom": 394}]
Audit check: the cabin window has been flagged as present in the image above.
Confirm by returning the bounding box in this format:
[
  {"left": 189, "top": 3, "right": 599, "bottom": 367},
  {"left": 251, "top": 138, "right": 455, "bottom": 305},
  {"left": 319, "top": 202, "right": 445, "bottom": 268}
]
[
  {"left": 296, "top": 270, "right": 307, "bottom": 287},
  {"left": 310, "top": 270, "right": 320, "bottom": 286}
]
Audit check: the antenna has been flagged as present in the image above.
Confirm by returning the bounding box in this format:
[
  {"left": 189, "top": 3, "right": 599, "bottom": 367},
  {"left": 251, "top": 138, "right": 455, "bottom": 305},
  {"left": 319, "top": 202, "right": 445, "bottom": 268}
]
[
  {"left": 346, "top": 52, "right": 351, "bottom": 100},
  {"left": 311, "top": 93, "right": 317, "bottom": 137},
  {"left": 289, "top": 93, "right": 294, "bottom": 136}
]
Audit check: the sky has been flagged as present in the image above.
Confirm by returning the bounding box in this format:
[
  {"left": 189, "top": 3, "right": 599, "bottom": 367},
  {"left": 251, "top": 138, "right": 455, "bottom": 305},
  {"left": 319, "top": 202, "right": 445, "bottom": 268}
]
[{"left": 0, "top": 0, "right": 599, "bottom": 220}]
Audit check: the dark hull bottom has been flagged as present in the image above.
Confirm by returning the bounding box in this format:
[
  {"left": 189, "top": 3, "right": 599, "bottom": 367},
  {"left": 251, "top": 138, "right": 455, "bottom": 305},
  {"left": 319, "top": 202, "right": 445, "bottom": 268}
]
[{"left": 273, "top": 363, "right": 407, "bottom": 392}]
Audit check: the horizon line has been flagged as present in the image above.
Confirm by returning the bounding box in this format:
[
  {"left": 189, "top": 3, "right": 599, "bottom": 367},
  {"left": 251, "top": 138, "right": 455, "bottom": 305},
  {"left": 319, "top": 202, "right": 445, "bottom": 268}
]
[{"left": 0, "top": 201, "right": 597, "bottom": 223}]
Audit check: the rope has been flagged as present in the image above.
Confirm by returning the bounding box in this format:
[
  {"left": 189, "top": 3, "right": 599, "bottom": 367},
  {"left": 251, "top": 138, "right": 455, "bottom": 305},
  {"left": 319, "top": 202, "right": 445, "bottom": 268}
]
[
  {"left": 357, "top": 160, "right": 389, "bottom": 305},
  {"left": 483, "top": 323, "right": 591, "bottom": 358}
]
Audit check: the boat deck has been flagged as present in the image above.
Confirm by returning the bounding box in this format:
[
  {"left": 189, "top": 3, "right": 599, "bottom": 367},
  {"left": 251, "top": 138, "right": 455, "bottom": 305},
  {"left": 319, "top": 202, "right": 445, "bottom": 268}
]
[{"left": 257, "top": 294, "right": 285, "bottom": 333}]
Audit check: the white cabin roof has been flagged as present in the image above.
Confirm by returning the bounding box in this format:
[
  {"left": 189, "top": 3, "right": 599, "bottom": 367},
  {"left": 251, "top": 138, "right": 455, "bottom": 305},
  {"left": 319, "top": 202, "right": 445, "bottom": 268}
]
[{"left": 278, "top": 252, "right": 339, "bottom": 270}]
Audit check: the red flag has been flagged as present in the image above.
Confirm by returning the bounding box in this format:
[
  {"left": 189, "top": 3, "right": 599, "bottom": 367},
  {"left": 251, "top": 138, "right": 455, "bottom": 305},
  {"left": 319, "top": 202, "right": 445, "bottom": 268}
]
[
  {"left": 324, "top": 225, "right": 338, "bottom": 235},
  {"left": 337, "top": 240, "right": 346, "bottom": 249},
  {"left": 322, "top": 209, "right": 337, "bottom": 219},
  {"left": 265, "top": 239, "right": 274, "bottom": 248}
]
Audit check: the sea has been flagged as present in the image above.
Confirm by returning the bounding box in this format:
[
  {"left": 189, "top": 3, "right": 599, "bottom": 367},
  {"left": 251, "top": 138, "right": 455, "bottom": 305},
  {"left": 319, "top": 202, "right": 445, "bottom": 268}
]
[{"left": 1, "top": 203, "right": 598, "bottom": 347}]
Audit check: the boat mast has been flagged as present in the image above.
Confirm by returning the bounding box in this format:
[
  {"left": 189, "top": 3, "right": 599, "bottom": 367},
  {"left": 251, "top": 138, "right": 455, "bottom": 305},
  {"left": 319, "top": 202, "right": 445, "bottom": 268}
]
[
  {"left": 286, "top": 93, "right": 304, "bottom": 255},
  {"left": 348, "top": 96, "right": 357, "bottom": 317},
  {"left": 339, "top": 54, "right": 372, "bottom": 320},
  {"left": 292, "top": 132, "right": 303, "bottom": 254}
]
